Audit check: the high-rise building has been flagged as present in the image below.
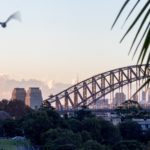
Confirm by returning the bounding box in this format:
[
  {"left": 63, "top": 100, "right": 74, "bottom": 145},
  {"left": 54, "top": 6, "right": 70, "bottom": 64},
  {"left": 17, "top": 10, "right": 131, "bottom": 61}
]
[
  {"left": 141, "top": 91, "right": 146, "bottom": 104},
  {"left": 96, "top": 99, "right": 109, "bottom": 109},
  {"left": 114, "top": 92, "right": 126, "bottom": 106},
  {"left": 25, "top": 87, "right": 43, "bottom": 109},
  {"left": 133, "top": 94, "right": 138, "bottom": 101},
  {"left": 11, "top": 88, "right": 26, "bottom": 102},
  {"left": 148, "top": 89, "right": 150, "bottom": 103}
]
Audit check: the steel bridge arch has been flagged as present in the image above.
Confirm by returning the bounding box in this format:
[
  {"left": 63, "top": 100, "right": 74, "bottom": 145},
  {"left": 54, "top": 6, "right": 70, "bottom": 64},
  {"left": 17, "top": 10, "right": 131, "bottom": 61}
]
[{"left": 45, "top": 65, "right": 150, "bottom": 110}]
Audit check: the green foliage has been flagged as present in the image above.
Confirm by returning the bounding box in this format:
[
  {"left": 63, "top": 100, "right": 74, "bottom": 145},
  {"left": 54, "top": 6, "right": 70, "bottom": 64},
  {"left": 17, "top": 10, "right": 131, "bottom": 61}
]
[
  {"left": 1, "top": 119, "right": 22, "bottom": 137},
  {"left": 22, "top": 110, "right": 51, "bottom": 144},
  {"left": 80, "top": 130, "right": 92, "bottom": 143},
  {"left": 0, "top": 139, "right": 31, "bottom": 150},
  {"left": 67, "top": 118, "right": 83, "bottom": 132},
  {"left": 82, "top": 117, "right": 102, "bottom": 142},
  {"left": 82, "top": 117, "right": 121, "bottom": 145},
  {"left": 0, "top": 99, "right": 32, "bottom": 119},
  {"left": 40, "top": 108, "right": 63, "bottom": 128},
  {"left": 98, "top": 119, "right": 121, "bottom": 145},
  {"left": 115, "top": 100, "right": 142, "bottom": 116},
  {"left": 119, "top": 121, "right": 142, "bottom": 141},
  {"left": 74, "top": 106, "right": 95, "bottom": 120},
  {"left": 81, "top": 140, "right": 106, "bottom": 150},
  {"left": 7, "top": 99, "right": 32, "bottom": 119},
  {"left": 113, "top": 140, "right": 145, "bottom": 150},
  {"left": 141, "top": 129, "right": 150, "bottom": 143},
  {"left": 116, "top": 107, "right": 139, "bottom": 115},
  {"left": 0, "top": 99, "right": 9, "bottom": 110},
  {"left": 19, "top": 108, "right": 69, "bottom": 145},
  {"left": 42, "top": 128, "right": 82, "bottom": 150},
  {"left": 146, "top": 142, "right": 150, "bottom": 150},
  {"left": 1, "top": 106, "right": 150, "bottom": 149}
]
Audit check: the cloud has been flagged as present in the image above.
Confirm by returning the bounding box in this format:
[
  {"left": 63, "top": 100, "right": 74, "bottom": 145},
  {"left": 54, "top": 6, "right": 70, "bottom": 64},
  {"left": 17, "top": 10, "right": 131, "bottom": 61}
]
[
  {"left": 0, "top": 75, "right": 71, "bottom": 100},
  {"left": 48, "top": 80, "right": 71, "bottom": 95}
]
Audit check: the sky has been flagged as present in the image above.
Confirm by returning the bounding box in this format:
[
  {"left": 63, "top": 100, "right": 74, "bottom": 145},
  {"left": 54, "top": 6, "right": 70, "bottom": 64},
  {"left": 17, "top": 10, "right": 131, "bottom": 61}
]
[{"left": 0, "top": 0, "right": 143, "bottom": 99}]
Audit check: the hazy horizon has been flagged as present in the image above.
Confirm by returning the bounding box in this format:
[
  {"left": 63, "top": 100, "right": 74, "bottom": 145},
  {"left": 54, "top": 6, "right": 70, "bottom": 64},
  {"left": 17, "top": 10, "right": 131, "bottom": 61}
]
[{"left": 0, "top": 0, "right": 142, "bottom": 98}]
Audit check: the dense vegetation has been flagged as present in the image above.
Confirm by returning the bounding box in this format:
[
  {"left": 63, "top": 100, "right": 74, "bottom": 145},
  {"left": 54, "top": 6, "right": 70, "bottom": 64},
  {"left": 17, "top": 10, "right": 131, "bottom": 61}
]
[
  {"left": 0, "top": 139, "right": 31, "bottom": 150},
  {"left": 0, "top": 101, "right": 150, "bottom": 150}
]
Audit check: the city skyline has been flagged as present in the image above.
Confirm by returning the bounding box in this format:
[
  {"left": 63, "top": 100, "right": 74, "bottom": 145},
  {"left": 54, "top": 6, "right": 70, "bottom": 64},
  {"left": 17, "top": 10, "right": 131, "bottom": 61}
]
[
  {"left": 0, "top": 0, "right": 144, "bottom": 98},
  {"left": 0, "top": 1, "right": 149, "bottom": 149}
]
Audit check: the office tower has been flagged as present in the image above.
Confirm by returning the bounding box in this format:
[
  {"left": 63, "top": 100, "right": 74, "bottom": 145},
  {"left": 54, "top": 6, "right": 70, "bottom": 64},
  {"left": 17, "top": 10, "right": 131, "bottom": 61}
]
[
  {"left": 11, "top": 88, "right": 26, "bottom": 102},
  {"left": 148, "top": 89, "right": 150, "bottom": 103},
  {"left": 133, "top": 94, "right": 138, "bottom": 101},
  {"left": 25, "top": 87, "right": 43, "bottom": 109},
  {"left": 96, "top": 98, "right": 108, "bottom": 109},
  {"left": 114, "top": 92, "right": 126, "bottom": 106},
  {"left": 141, "top": 91, "right": 146, "bottom": 103}
]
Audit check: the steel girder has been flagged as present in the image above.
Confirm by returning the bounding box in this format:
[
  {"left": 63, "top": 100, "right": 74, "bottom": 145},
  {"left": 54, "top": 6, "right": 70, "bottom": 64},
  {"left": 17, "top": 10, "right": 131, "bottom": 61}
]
[{"left": 44, "top": 65, "right": 150, "bottom": 110}]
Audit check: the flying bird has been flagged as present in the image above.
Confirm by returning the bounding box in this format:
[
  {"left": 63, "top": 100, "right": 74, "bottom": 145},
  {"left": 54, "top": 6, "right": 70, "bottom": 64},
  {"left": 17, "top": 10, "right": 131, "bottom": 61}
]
[{"left": 0, "top": 11, "right": 21, "bottom": 28}]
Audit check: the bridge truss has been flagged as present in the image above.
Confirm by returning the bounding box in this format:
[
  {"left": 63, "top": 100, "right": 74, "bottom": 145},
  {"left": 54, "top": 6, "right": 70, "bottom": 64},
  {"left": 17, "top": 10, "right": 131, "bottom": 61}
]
[{"left": 44, "top": 65, "right": 150, "bottom": 110}]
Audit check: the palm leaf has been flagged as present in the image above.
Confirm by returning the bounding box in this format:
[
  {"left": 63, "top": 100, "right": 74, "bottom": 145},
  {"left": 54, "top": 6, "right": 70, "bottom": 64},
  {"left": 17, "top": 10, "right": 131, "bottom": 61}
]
[
  {"left": 122, "top": 0, "right": 140, "bottom": 29},
  {"left": 132, "top": 22, "right": 150, "bottom": 59},
  {"left": 112, "top": 0, "right": 150, "bottom": 97},
  {"left": 111, "top": 0, "right": 130, "bottom": 29},
  {"left": 145, "top": 53, "right": 150, "bottom": 72},
  {"left": 120, "top": 1, "right": 150, "bottom": 42},
  {"left": 129, "top": 9, "right": 150, "bottom": 55},
  {"left": 137, "top": 28, "right": 150, "bottom": 64}
]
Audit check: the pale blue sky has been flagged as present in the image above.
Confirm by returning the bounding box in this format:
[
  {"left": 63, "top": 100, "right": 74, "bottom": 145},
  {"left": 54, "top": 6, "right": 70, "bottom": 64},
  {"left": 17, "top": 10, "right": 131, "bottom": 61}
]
[{"left": 0, "top": 0, "right": 140, "bottom": 84}]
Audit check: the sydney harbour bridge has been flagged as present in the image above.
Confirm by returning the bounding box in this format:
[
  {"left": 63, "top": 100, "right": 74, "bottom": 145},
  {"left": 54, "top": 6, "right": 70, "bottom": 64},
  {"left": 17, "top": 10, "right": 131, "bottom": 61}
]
[{"left": 44, "top": 64, "right": 150, "bottom": 111}]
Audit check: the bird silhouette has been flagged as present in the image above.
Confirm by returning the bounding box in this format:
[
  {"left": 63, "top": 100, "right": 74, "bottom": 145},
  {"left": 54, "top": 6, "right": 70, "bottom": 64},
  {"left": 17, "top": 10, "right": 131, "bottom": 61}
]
[{"left": 0, "top": 11, "right": 21, "bottom": 28}]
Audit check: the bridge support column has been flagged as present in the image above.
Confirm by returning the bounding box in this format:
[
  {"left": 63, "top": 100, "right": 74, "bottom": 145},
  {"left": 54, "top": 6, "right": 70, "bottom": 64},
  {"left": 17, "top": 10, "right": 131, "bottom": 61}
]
[
  {"left": 55, "top": 96, "right": 62, "bottom": 110},
  {"left": 83, "top": 83, "right": 87, "bottom": 106},
  {"left": 110, "top": 73, "right": 114, "bottom": 108},
  {"left": 65, "top": 95, "right": 69, "bottom": 110},
  {"left": 92, "top": 78, "right": 96, "bottom": 109},
  {"left": 74, "top": 87, "right": 78, "bottom": 107},
  {"left": 119, "top": 70, "right": 123, "bottom": 95}
]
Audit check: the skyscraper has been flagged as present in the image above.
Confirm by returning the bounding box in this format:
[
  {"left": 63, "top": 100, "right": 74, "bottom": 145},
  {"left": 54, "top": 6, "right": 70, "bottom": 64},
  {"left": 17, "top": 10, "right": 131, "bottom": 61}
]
[
  {"left": 11, "top": 88, "right": 26, "bottom": 102},
  {"left": 96, "top": 98, "right": 109, "bottom": 109},
  {"left": 25, "top": 87, "right": 43, "bottom": 109},
  {"left": 114, "top": 92, "right": 126, "bottom": 106},
  {"left": 141, "top": 91, "right": 146, "bottom": 104},
  {"left": 133, "top": 94, "right": 138, "bottom": 101},
  {"left": 148, "top": 89, "right": 150, "bottom": 103}
]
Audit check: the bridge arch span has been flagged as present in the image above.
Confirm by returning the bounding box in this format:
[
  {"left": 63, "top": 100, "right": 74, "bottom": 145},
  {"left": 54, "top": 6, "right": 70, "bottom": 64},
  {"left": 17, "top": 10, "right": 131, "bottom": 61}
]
[{"left": 45, "top": 65, "right": 150, "bottom": 110}]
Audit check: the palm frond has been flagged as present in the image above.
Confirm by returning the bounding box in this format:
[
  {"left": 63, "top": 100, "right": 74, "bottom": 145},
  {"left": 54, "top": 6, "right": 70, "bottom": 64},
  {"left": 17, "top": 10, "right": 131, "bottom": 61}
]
[
  {"left": 120, "top": 1, "right": 150, "bottom": 43},
  {"left": 145, "top": 53, "right": 150, "bottom": 72},
  {"left": 112, "top": 0, "right": 150, "bottom": 96},
  {"left": 132, "top": 22, "right": 150, "bottom": 58},
  {"left": 122, "top": 0, "right": 140, "bottom": 28},
  {"left": 111, "top": 0, "right": 130, "bottom": 29},
  {"left": 129, "top": 9, "right": 150, "bottom": 55},
  {"left": 137, "top": 28, "right": 150, "bottom": 64}
]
